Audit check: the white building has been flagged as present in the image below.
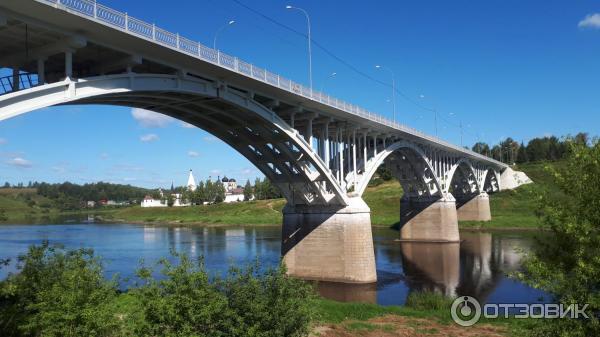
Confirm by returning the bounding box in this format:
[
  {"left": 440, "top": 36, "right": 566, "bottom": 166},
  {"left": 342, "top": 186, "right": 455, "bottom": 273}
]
[
  {"left": 221, "top": 177, "right": 247, "bottom": 203},
  {"left": 187, "top": 169, "right": 197, "bottom": 191},
  {"left": 141, "top": 195, "right": 166, "bottom": 208},
  {"left": 172, "top": 193, "right": 190, "bottom": 207}
]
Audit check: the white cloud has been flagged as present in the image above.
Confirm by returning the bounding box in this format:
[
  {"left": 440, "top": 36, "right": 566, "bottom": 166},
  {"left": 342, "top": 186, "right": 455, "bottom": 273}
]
[
  {"left": 100, "top": 153, "right": 109, "bottom": 160},
  {"left": 180, "top": 122, "right": 196, "bottom": 129},
  {"left": 0, "top": 138, "right": 6, "bottom": 145},
  {"left": 140, "top": 134, "right": 159, "bottom": 142},
  {"left": 131, "top": 108, "right": 174, "bottom": 127},
  {"left": 210, "top": 169, "right": 221, "bottom": 176},
  {"left": 579, "top": 13, "right": 600, "bottom": 29},
  {"left": 7, "top": 157, "right": 32, "bottom": 168},
  {"left": 188, "top": 150, "right": 200, "bottom": 157}
]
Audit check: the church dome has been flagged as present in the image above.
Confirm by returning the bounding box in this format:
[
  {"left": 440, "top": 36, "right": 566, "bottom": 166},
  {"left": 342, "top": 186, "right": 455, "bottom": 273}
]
[{"left": 221, "top": 176, "right": 229, "bottom": 182}]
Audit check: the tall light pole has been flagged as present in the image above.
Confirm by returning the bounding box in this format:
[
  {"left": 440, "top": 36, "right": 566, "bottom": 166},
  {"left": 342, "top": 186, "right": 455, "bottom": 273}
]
[
  {"left": 419, "top": 94, "right": 438, "bottom": 137},
  {"left": 375, "top": 65, "right": 396, "bottom": 123},
  {"left": 319, "top": 72, "right": 336, "bottom": 92},
  {"left": 286, "top": 5, "right": 312, "bottom": 92},
  {"left": 213, "top": 20, "right": 235, "bottom": 50}
]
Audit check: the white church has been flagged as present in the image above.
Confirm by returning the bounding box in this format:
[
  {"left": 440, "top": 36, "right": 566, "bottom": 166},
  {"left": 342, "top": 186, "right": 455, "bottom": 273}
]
[{"left": 141, "top": 170, "right": 247, "bottom": 207}]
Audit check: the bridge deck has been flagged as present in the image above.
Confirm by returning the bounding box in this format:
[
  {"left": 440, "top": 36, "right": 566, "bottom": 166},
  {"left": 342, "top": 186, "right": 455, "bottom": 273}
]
[{"left": 0, "top": 0, "right": 506, "bottom": 169}]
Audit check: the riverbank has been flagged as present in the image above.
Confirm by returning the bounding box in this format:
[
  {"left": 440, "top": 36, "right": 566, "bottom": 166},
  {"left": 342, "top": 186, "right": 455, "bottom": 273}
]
[
  {"left": 0, "top": 161, "right": 559, "bottom": 229},
  {"left": 312, "top": 297, "right": 532, "bottom": 337}
]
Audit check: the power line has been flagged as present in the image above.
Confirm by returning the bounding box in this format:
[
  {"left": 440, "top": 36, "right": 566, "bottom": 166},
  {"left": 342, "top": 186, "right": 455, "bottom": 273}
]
[{"left": 228, "top": 0, "right": 487, "bottom": 145}]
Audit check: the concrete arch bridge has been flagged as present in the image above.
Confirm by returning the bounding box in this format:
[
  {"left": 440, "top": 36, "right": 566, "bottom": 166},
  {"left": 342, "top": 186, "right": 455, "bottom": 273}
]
[{"left": 0, "top": 0, "right": 530, "bottom": 283}]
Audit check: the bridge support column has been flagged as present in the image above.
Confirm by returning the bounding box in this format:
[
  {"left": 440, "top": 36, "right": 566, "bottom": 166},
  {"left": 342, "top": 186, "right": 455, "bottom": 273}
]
[
  {"left": 399, "top": 195, "right": 459, "bottom": 242},
  {"left": 282, "top": 197, "right": 376, "bottom": 284},
  {"left": 456, "top": 192, "right": 491, "bottom": 222}
]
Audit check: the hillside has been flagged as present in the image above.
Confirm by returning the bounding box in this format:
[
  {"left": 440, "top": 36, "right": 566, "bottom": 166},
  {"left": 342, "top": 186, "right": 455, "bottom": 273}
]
[{"left": 0, "top": 188, "right": 55, "bottom": 222}]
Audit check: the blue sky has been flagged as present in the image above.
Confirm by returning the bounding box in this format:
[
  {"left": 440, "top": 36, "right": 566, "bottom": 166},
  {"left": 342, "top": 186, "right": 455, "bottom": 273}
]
[{"left": 1, "top": 0, "right": 599, "bottom": 188}]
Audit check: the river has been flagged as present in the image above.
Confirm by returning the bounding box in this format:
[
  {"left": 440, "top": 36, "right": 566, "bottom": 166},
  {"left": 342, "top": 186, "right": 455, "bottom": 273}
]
[{"left": 0, "top": 223, "right": 549, "bottom": 306}]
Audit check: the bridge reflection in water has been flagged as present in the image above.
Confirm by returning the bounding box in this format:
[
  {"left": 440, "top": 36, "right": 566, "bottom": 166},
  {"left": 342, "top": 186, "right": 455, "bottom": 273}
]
[
  {"left": 315, "top": 231, "right": 538, "bottom": 305},
  {"left": 0, "top": 223, "right": 543, "bottom": 306}
]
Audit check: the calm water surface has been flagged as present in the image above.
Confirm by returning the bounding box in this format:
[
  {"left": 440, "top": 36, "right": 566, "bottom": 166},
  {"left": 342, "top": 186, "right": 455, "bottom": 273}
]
[{"left": 0, "top": 223, "right": 549, "bottom": 306}]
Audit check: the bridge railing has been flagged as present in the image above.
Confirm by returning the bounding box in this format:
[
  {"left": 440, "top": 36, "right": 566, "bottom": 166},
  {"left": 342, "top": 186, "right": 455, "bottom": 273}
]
[
  {"left": 0, "top": 73, "right": 40, "bottom": 95},
  {"left": 34, "top": 0, "right": 505, "bottom": 167}
]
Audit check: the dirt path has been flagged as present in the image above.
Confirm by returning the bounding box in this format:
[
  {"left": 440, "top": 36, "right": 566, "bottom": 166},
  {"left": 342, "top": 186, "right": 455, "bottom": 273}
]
[{"left": 313, "top": 315, "right": 507, "bottom": 337}]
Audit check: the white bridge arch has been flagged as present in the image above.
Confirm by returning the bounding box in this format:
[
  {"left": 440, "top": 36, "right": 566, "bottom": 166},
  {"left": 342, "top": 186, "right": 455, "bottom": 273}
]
[
  {"left": 0, "top": 73, "right": 350, "bottom": 207},
  {"left": 350, "top": 141, "right": 501, "bottom": 201}
]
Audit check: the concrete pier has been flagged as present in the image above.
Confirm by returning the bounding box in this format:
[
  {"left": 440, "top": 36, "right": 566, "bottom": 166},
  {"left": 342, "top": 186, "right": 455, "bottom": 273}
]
[
  {"left": 281, "top": 198, "right": 377, "bottom": 284},
  {"left": 456, "top": 193, "right": 491, "bottom": 221},
  {"left": 399, "top": 196, "right": 460, "bottom": 242}
]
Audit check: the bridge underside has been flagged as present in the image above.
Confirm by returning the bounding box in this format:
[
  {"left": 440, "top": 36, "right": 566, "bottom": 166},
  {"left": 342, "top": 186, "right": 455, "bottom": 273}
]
[{"left": 0, "top": 0, "right": 525, "bottom": 284}]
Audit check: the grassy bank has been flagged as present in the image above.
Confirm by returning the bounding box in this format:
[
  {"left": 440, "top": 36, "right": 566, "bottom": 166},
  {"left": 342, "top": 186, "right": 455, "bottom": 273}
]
[
  {"left": 312, "top": 293, "right": 534, "bottom": 336},
  {"left": 0, "top": 161, "right": 560, "bottom": 229},
  {"left": 459, "top": 160, "right": 561, "bottom": 230},
  {"left": 104, "top": 199, "right": 286, "bottom": 225},
  {"left": 106, "top": 289, "right": 532, "bottom": 337},
  {"left": 0, "top": 188, "right": 117, "bottom": 224}
]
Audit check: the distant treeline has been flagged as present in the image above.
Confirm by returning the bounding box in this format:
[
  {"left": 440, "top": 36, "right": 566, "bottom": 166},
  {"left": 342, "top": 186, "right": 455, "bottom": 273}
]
[
  {"left": 471, "top": 132, "right": 591, "bottom": 164},
  {"left": 1, "top": 181, "right": 152, "bottom": 210}
]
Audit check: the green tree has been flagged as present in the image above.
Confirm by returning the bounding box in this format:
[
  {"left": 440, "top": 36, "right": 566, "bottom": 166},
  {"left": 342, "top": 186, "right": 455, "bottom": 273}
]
[
  {"left": 195, "top": 181, "right": 206, "bottom": 204},
  {"left": 516, "top": 141, "right": 528, "bottom": 164},
  {"left": 516, "top": 141, "right": 600, "bottom": 336},
  {"left": 574, "top": 132, "right": 589, "bottom": 147},
  {"left": 214, "top": 183, "right": 225, "bottom": 203},
  {"left": 471, "top": 142, "right": 490, "bottom": 156},
  {"left": 243, "top": 180, "right": 252, "bottom": 201}
]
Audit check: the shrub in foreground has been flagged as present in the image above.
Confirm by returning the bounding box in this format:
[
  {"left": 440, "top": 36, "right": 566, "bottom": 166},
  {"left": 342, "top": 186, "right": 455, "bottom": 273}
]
[
  {"left": 516, "top": 141, "right": 600, "bottom": 336},
  {"left": 0, "top": 244, "right": 315, "bottom": 337},
  {"left": 0, "top": 242, "right": 119, "bottom": 337}
]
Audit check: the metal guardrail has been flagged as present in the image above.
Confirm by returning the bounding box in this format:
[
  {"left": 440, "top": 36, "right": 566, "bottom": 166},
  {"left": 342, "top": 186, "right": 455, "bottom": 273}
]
[
  {"left": 31, "top": 0, "right": 506, "bottom": 167},
  {"left": 0, "top": 73, "right": 40, "bottom": 95}
]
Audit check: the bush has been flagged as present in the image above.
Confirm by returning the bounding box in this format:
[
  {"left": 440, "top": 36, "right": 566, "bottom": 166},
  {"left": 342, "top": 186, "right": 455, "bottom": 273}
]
[
  {"left": 134, "top": 254, "right": 314, "bottom": 337},
  {"left": 218, "top": 263, "right": 315, "bottom": 337},
  {"left": 1, "top": 244, "right": 315, "bottom": 337},
  {"left": 0, "top": 242, "right": 120, "bottom": 337}
]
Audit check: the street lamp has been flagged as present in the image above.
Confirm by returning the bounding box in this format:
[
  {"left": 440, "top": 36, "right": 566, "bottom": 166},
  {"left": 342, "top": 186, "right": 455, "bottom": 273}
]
[
  {"left": 375, "top": 65, "right": 396, "bottom": 123},
  {"left": 213, "top": 20, "right": 236, "bottom": 50},
  {"left": 319, "top": 72, "right": 336, "bottom": 92},
  {"left": 286, "top": 5, "right": 313, "bottom": 92},
  {"left": 419, "top": 94, "right": 438, "bottom": 137}
]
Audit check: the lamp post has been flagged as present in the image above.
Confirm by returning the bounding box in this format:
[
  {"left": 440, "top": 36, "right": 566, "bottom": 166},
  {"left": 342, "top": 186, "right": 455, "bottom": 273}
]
[
  {"left": 213, "top": 20, "right": 235, "bottom": 50},
  {"left": 419, "top": 94, "right": 438, "bottom": 137},
  {"left": 319, "top": 72, "right": 336, "bottom": 92},
  {"left": 286, "top": 5, "right": 312, "bottom": 92},
  {"left": 375, "top": 65, "right": 396, "bottom": 123}
]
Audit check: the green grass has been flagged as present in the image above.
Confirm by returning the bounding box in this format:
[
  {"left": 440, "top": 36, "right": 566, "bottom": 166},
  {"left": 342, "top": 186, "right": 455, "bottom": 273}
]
[
  {"left": 460, "top": 161, "right": 561, "bottom": 230},
  {"left": 312, "top": 295, "right": 537, "bottom": 336},
  {"left": 404, "top": 291, "right": 454, "bottom": 311},
  {"left": 106, "top": 199, "right": 286, "bottom": 225}
]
